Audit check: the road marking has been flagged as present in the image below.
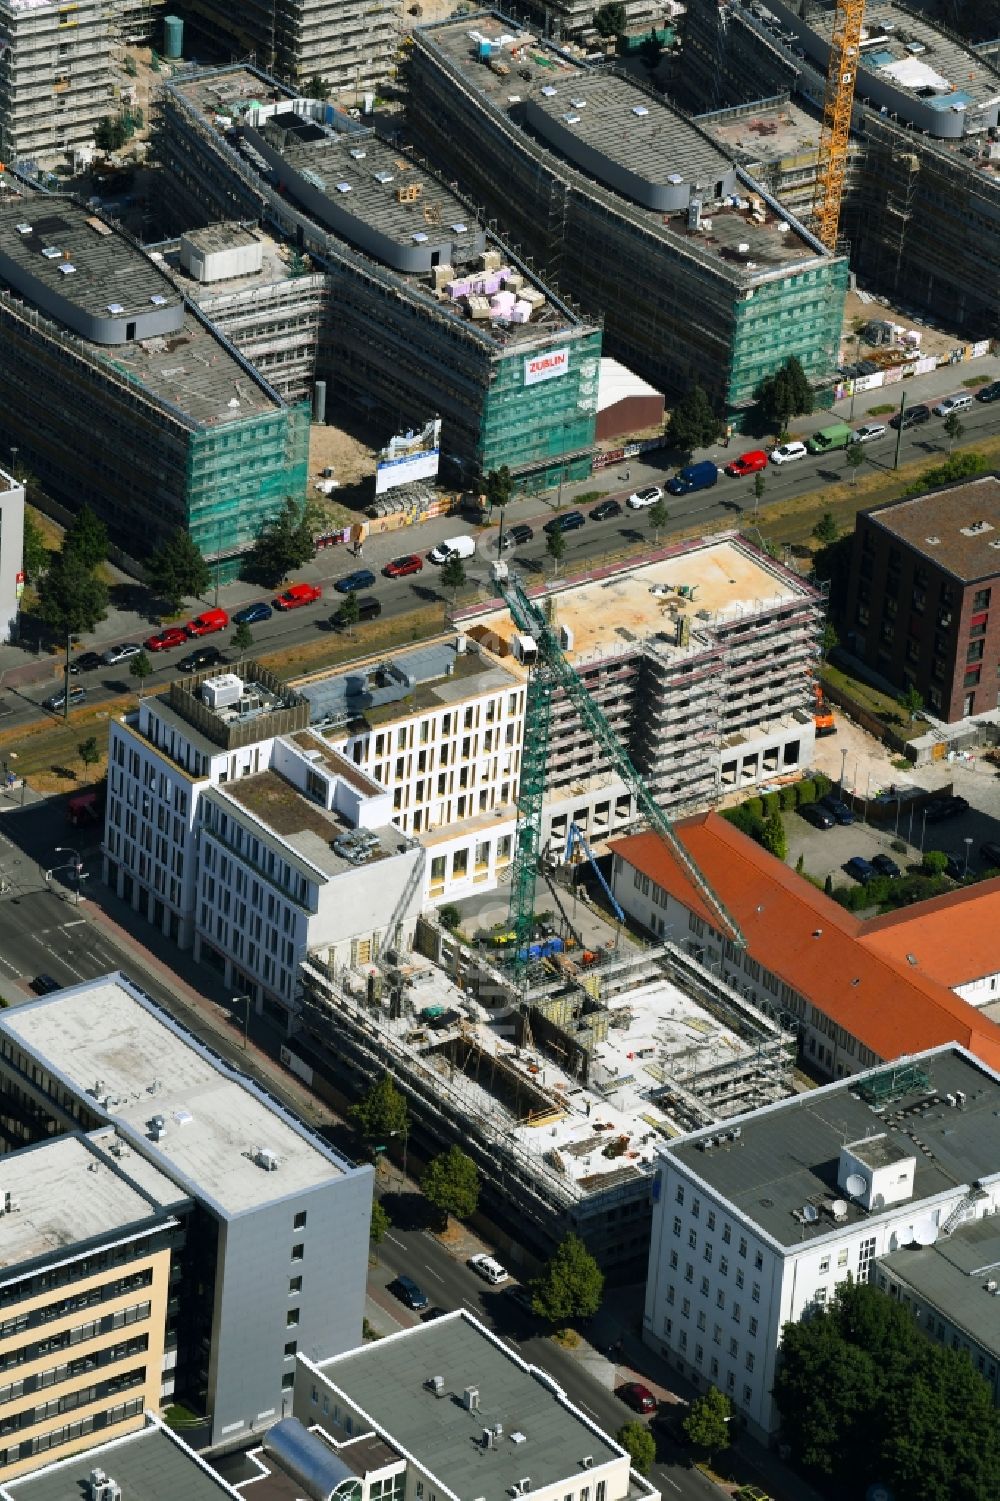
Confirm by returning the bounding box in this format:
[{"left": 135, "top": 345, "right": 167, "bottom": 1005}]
[
  {"left": 0, "top": 954, "right": 17, "bottom": 976},
  {"left": 661, "top": 1478, "right": 681, "bottom": 1493},
  {"left": 577, "top": 1402, "right": 601, "bottom": 1420},
  {"left": 462, "top": 1297, "right": 478, "bottom": 1311},
  {"left": 422, "top": 1263, "right": 444, "bottom": 1283},
  {"left": 385, "top": 1234, "right": 406, "bottom": 1249},
  {"left": 62, "top": 920, "right": 87, "bottom": 929}
]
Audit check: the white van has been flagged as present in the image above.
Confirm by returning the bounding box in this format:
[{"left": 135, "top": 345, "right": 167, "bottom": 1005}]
[
  {"left": 429, "top": 534, "right": 476, "bottom": 564},
  {"left": 933, "top": 393, "right": 973, "bottom": 417}
]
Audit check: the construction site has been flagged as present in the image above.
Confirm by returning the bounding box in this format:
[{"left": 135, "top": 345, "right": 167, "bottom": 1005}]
[
  {"left": 406, "top": 13, "right": 848, "bottom": 421},
  {"left": 678, "top": 0, "right": 1000, "bottom": 339},
  {"left": 155, "top": 65, "right": 602, "bottom": 489},
  {"left": 0, "top": 191, "right": 308, "bottom": 566}
]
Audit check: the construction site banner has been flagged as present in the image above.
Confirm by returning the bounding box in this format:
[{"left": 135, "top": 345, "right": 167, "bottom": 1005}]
[
  {"left": 375, "top": 418, "right": 441, "bottom": 495},
  {"left": 524, "top": 348, "right": 569, "bottom": 386}
]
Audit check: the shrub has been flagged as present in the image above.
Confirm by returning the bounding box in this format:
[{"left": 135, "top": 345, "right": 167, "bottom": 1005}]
[
  {"left": 797, "top": 778, "right": 817, "bottom": 806},
  {"left": 439, "top": 903, "right": 461, "bottom": 930},
  {"left": 890, "top": 838, "right": 907, "bottom": 854},
  {"left": 923, "top": 849, "right": 948, "bottom": 876},
  {"left": 745, "top": 795, "right": 764, "bottom": 821},
  {"left": 814, "top": 772, "right": 832, "bottom": 799},
  {"left": 780, "top": 784, "right": 799, "bottom": 811},
  {"left": 762, "top": 791, "right": 780, "bottom": 818}
]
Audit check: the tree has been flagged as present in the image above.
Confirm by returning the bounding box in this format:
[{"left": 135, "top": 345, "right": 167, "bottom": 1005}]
[
  {"left": 334, "top": 590, "right": 360, "bottom": 635},
  {"left": 147, "top": 528, "right": 211, "bottom": 613},
  {"left": 899, "top": 684, "right": 923, "bottom": 723},
  {"left": 305, "top": 74, "right": 332, "bottom": 97},
  {"left": 546, "top": 524, "right": 566, "bottom": 578},
  {"left": 639, "top": 31, "right": 663, "bottom": 69},
  {"left": 616, "top": 1422, "right": 656, "bottom": 1475},
  {"left": 37, "top": 548, "right": 108, "bottom": 717},
  {"left": 821, "top": 622, "right": 838, "bottom": 659},
  {"left": 593, "top": 1, "right": 626, "bottom": 36},
  {"left": 485, "top": 465, "right": 513, "bottom": 519},
  {"left": 78, "top": 735, "right": 100, "bottom": 772},
  {"left": 943, "top": 412, "right": 965, "bottom": 452},
  {"left": 756, "top": 355, "right": 814, "bottom": 433},
  {"left": 682, "top": 1387, "right": 732, "bottom": 1462},
  {"left": 752, "top": 469, "right": 766, "bottom": 520},
  {"left": 129, "top": 650, "right": 153, "bottom": 697},
  {"left": 64, "top": 505, "right": 108, "bottom": 572},
  {"left": 370, "top": 1199, "right": 392, "bottom": 1246},
  {"left": 422, "top": 1145, "right": 479, "bottom": 1227},
  {"left": 21, "top": 510, "right": 49, "bottom": 583},
  {"left": 439, "top": 903, "right": 461, "bottom": 930},
  {"left": 845, "top": 440, "right": 865, "bottom": 485},
  {"left": 813, "top": 511, "right": 838, "bottom": 544},
  {"left": 923, "top": 849, "right": 949, "bottom": 875},
  {"left": 531, "top": 1232, "right": 604, "bottom": 1323},
  {"left": 94, "top": 115, "right": 128, "bottom": 151},
  {"left": 440, "top": 553, "right": 467, "bottom": 605},
  {"left": 648, "top": 499, "right": 669, "bottom": 543},
  {"left": 247, "top": 498, "right": 315, "bottom": 588},
  {"left": 903, "top": 450, "right": 986, "bottom": 497},
  {"left": 350, "top": 1074, "right": 408, "bottom": 1146},
  {"left": 668, "top": 383, "right": 718, "bottom": 455},
  {"left": 232, "top": 620, "right": 254, "bottom": 658},
  {"left": 760, "top": 811, "right": 787, "bottom": 860}
]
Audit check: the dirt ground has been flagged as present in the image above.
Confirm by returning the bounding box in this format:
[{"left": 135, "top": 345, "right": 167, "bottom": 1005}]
[
  {"left": 308, "top": 421, "right": 379, "bottom": 489},
  {"left": 841, "top": 288, "right": 965, "bottom": 362}
]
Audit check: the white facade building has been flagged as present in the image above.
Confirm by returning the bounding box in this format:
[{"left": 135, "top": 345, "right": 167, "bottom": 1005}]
[
  {"left": 104, "top": 665, "right": 423, "bottom": 1027},
  {"left": 644, "top": 1046, "right": 1000, "bottom": 1439},
  {"left": 0, "top": 468, "right": 23, "bottom": 643}
]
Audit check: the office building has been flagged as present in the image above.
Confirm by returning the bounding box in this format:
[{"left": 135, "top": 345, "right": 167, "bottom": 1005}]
[
  {"left": 0, "top": 193, "right": 307, "bottom": 571},
  {"left": 0, "top": 973, "right": 372, "bottom": 1446},
  {"left": 844, "top": 474, "right": 1000, "bottom": 721},
  {"left": 104, "top": 664, "right": 424, "bottom": 1024},
  {"left": 156, "top": 68, "right": 601, "bottom": 491},
  {"left": 407, "top": 15, "right": 848, "bottom": 422},
  {"left": 296, "top": 1309, "right": 661, "bottom": 1501},
  {"left": 180, "top": 0, "right": 396, "bottom": 96},
  {"left": 609, "top": 815, "right": 1000, "bottom": 1078},
  {"left": 644, "top": 1045, "right": 1000, "bottom": 1437},
  {"left": 0, "top": 1134, "right": 180, "bottom": 1482},
  {"left": 0, "top": 468, "right": 23, "bottom": 644}
]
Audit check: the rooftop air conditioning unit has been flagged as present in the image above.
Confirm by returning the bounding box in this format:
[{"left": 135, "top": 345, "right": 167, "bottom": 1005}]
[
  {"left": 256, "top": 1147, "right": 279, "bottom": 1171},
  {"left": 464, "top": 1386, "right": 480, "bottom": 1411}
]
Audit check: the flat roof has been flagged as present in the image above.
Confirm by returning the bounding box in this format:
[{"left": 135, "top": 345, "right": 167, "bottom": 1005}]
[
  {"left": 0, "top": 1135, "right": 172, "bottom": 1276},
  {"left": 0, "top": 198, "right": 280, "bottom": 427},
  {"left": 317, "top": 1311, "right": 622, "bottom": 1500},
  {"left": 844, "top": 0, "right": 1000, "bottom": 114},
  {"left": 864, "top": 476, "right": 1000, "bottom": 581},
  {"left": 0, "top": 1419, "right": 241, "bottom": 1501},
  {"left": 210, "top": 770, "right": 403, "bottom": 880},
  {"left": 0, "top": 976, "right": 351, "bottom": 1218},
  {"left": 878, "top": 1215, "right": 1000, "bottom": 1357},
  {"left": 664, "top": 1046, "right": 1000, "bottom": 1247},
  {"left": 696, "top": 98, "right": 823, "bottom": 165},
  {"left": 465, "top": 536, "right": 815, "bottom": 674}
]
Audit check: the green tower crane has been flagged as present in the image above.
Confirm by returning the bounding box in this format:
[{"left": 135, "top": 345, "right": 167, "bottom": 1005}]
[{"left": 499, "top": 570, "right": 745, "bottom": 972}]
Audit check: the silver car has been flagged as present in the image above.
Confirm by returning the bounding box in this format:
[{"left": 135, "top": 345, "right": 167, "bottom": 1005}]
[
  {"left": 853, "top": 423, "right": 886, "bottom": 444},
  {"left": 101, "top": 642, "right": 143, "bottom": 666}
]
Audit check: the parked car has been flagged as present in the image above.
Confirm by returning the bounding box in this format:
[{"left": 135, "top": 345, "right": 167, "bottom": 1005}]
[
  {"left": 507, "top": 523, "right": 534, "bottom": 546},
  {"left": 853, "top": 424, "right": 886, "bottom": 444},
  {"left": 933, "top": 393, "right": 973, "bottom": 418},
  {"left": 384, "top": 553, "right": 424, "bottom": 578},
  {"left": 724, "top": 450, "right": 768, "bottom": 478},
  {"left": 186, "top": 607, "right": 229, "bottom": 637},
  {"left": 177, "top": 645, "right": 224, "bottom": 673},
  {"left": 845, "top": 856, "right": 876, "bottom": 885},
  {"left": 889, "top": 404, "right": 931, "bottom": 430},
  {"left": 975, "top": 380, "right": 1000, "bottom": 404},
  {"left": 232, "top": 601, "right": 273, "bottom": 625},
  {"left": 43, "top": 685, "right": 87, "bottom": 712},
  {"left": 504, "top": 1283, "right": 536, "bottom": 1315},
  {"left": 468, "top": 1253, "right": 509, "bottom": 1285},
  {"left": 68, "top": 651, "right": 103, "bottom": 674},
  {"left": 331, "top": 596, "right": 382, "bottom": 629},
  {"left": 666, "top": 463, "right": 717, "bottom": 497},
  {"left": 30, "top": 974, "right": 61, "bottom": 995},
  {"left": 429, "top": 534, "right": 476, "bottom": 564},
  {"left": 334, "top": 568, "right": 377, "bottom": 594},
  {"left": 871, "top": 853, "right": 901, "bottom": 879},
  {"left": 390, "top": 1275, "right": 429, "bottom": 1311},
  {"left": 618, "top": 1382, "right": 657, "bottom": 1415},
  {"left": 821, "top": 795, "right": 854, "bottom": 825},
  {"left": 589, "top": 498, "right": 622, "bottom": 521},
  {"left": 981, "top": 841, "right": 1000, "bottom": 870},
  {"left": 273, "top": 582, "right": 322, "bottom": 610},
  {"left": 101, "top": 642, "right": 142, "bottom": 666},
  {"left": 924, "top": 795, "right": 969, "bottom": 823},
  {"left": 799, "top": 803, "right": 835, "bottom": 830},
  {"left": 627, "top": 485, "right": 665, "bottom": 508},
  {"left": 145, "top": 627, "right": 187, "bottom": 652},
  {"left": 421, "top": 1306, "right": 449, "bottom": 1322},
  {"left": 769, "top": 441, "right": 808, "bottom": 465},
  {"left": 543, "top": 510, "right": 585, "bottom": 534}
]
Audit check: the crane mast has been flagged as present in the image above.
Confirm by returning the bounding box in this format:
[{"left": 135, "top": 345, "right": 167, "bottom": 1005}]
[{"left": 812, "top": 0, "right": 866, "bottom": 251}]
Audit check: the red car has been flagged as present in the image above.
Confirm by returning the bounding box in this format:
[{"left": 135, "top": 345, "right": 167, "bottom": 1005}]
[
  {"left": 724, "top": 449, "right": 769, "bottom": 478},
  {"left": 384, "top": 554, "right": 424, "bottom": 579},
  {"left": 186, "top": 607, "right": 229, "bottom": 637},
  {"left": 145, "top": 626, "right": 188, "bottom": 652},
  {"left": 618, "top": 1382, "right": 658, "bottom": 1414},
  {"left": 273, "top": 582, "right": 322, "bottom": 610}
]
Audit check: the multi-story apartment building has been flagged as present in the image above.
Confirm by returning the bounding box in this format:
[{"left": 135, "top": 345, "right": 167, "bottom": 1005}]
[
  {"left": 407, "top": 15, "right": 848, "bottom": 423},
  {"left": 181, "top": 0, "right": 396, "bottom": 96},
  {"left": 0, "top": 1134, "right": 179, "bottom": 1483},
  {"left": 844, "top": 475, "right": 1000, "bottom": 721},
  {"left": 0, "top": 468, "right": 23, "bottom": 644},
  {"left": 104, "top": 665, "right": 424, "bottom": 1024},
  {"left": 644, "top": 1045, "right": 1000, "bottom": 1438},
  {"left": 0, "top": 973, "right": 372, "bottom": 1447}
]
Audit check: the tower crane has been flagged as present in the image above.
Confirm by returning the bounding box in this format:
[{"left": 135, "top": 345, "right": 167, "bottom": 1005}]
[
  {"left": 496, "top": 570, "right": 745, "bottom": 975},
  {"left": 812, "top": 0, "right": 866, "bottom": 251}
]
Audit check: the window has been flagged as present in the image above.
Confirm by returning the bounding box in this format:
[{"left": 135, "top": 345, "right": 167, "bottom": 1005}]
[
  {"left": 837, "top": 1249, "right": 849, "bottom": 1268},
  {"left": 673, "top": 1217, "right": 682, "bottom": 1237},
  {"left": 752, "top": 1283, "right": 760, "bottom": 1303},
  {"left": 745, "top": 1352, "right": 754, "bottom": 1371},
  {"left": 974, "top": 588, "right": 992, "bottom": 611},
  {"left": 284, "top": 1341, "right": 297, "bottom": 1358},
  {"left": 684, "top": 1263, "right": 693, "bottom": 1283},
  {"left": 669, "top": 1251, "right": 678, "bottom": 1270},
  {"left": 697, "top": 1311, "right": 706, "bottom": 1331},
  {"left": 968, "top": 639, "right": 985, "bottom": 662},
  {"left": 666, "top": 1286, "right": 675, "bottom": 1306},
  {"left": 675, "top": 1186, "right": 684, "bottom": 1205},
  {"left": 293, "top": 1212, "right": 307, "bottom": 1230},
  {"left": 749, "top": 1317, "right": 758, "bottom": 1337},
  {"left": 688, "top": 1230, "right": 697, "bottom": 1249},
  {"left": 707, "top": 1211, "right": 716, "bottom": 1231},
  {"left": 723, "top": 1224, "right": 731, "bottom": 1245},
  {"left": 719, "top": 1257, "right": 728, "bottom": 1277},
  {"left": 736, "top": 1269, "right": 744, "bottom": 1290},
  {"left": 682, "top": 1298, "right": 691, "bottom": 1317},
  {"left": 729, "top": 1337, "right": 739, "bottom": 1357},
  {"left": 701, "top": 1277, "right": 710, "bottom": 1297},
  {"left": 282, "top": 1373, "right": 295, "bottom": 1390},
  {"left": 291, "top": 1244, "right": 304, "bottom": 1262},
  {"left": 716, "top": 1290, "right": 725, "bottom": 1309},
  {"left": 754, "top": 1251, "right": 763, "bottom": 1271},
  {"left": 287, "top": 1310, "right": 300, "bottom": 1327},
  {"left": 692, "top": 1198, "right": 700, "bottom": 1219},
  {"left": 819, "top": 1257, "right": 830, "bottom": 1274},
  {"left": 289, "top": 1277, "right": 302, "bottom": 1295},
  {"left": 704, "top": 1243, "right": 713, "bottom": 1263},
  {"left": 732, "top": 1303, "right": 741, "bottom": 1324},
  {"left": 739, "top": 1238, "right": 747, "bottom": 1258}
]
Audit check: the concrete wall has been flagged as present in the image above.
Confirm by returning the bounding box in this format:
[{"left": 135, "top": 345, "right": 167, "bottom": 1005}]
[
  {"left": 0, "top": 472, "right": 23, "bottom": 644},
  {"left": 0, "top": 245, "right": 185, "bottom": 347}
]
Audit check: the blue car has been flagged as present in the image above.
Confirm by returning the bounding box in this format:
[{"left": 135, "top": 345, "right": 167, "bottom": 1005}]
[
  {"left": 822, "top": 795, "right": 855, "bottom": 826},
  {"left": 233, "top": 601, "right": 273, "bottom": 625},
  {"left": 845, "top": 856, "right": 876, "bottom": 885},
  {"left": 335, "top": 568, "right": 377, "bottom": 594},
  {"left": 391, "top": 1275, "right": 428, "bottom": 1311}
]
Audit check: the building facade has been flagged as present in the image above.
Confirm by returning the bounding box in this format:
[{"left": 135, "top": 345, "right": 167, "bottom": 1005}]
[
  {"left": 645, "top": 1047, "right": 1000, "bottom": 1438},
  {"left": 844, "top": 475, "right": 1000, "bottom": 721},
  {"left": 0, "top": 468, "right": 23, "bottom": 644}
]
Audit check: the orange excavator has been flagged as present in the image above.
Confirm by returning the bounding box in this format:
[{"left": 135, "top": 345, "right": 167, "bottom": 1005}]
[{"left": 813, "top": 681, "right": 836, "bottom": 737}]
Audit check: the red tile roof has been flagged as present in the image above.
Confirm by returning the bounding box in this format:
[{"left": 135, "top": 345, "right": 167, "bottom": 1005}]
[
  {"left": 861, "top": 879, "right": 1000, "bottom": 989},
  {"left": 610, "top": 816, "right": 1000, "bottom": 1073}
]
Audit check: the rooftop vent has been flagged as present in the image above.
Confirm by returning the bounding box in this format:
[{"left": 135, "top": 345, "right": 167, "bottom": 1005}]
[
  {"left": 336, "top": 181, "right": 352, "bottom": 194},
  {"left": 541, "top": 84, "right": 557, "bottom": 96},
  {"left": 925, "top": 535, "right": 941, "bottom": 545},
  {"left": 632, "top": 105, "right": 649, "bottom": 117},
  {"left": 426, "top": 1375, "right": 446, "bottom": 1397},
  {"left": 464, "top": 1386, "right": 480, "bottom": 1411},
  {"left": 14, "top": 223, "right": 31, "bottom": 235},
  {"left": 563, "top": 113, "right": 581, "bottom": 124},
  {"left": 571, "top": 97, "right": 587, "bottom": 108},
  {"left": 668, "top": 172, "right": 684, "bottom": 184},
  {"left": 961, "top": 520, "right": 993, "bottom": 536},
  {"left": 106, "top": 302, "right": 125, "bottom": 315},
  {"left": 253, "top": 1146, "right": 279, "bottom": 1172},
  {"left": 512, "top": 1431, "right": 527, "bottom": 1444},
  {"left": 374, "top": 171, "right": 394, "bottom": 184},
  {"left": 89, "top": 1469, "right": 122, "bottom": 1501},
  {"left": 580, "top": 1457, "right": 594, "bottom": 1469},
  {"left": 41, "top": 246, "right": 62, "bottom": 259},
  {"left": 349, "top": 148, "right": 367, "bottom": 159},
  {"left": 451, "top": 222, "right": 467, "bottom": 233},
  {"left": 150, "top": 293, "right": 168, "bottom": 306},
  {"left": 412, "top": 232, "right": 429, "bottom": 243}
]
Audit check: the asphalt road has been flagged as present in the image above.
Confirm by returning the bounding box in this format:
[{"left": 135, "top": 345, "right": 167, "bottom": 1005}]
[{"left": 3, "top": 400, "right": 997, "bottom": 737}]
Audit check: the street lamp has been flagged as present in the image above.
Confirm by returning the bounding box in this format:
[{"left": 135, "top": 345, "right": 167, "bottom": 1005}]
[
  {"left": 840, "top": 746, "right": 848, "bottom": 793},
  {"left": 963, "top": 837, "right": 974, "bottom": 879},
  {"left": 232, "top": 994, "right": 252, "bottom": 1050},
  {"left": 48, "top": 845, "right": 87, "bottom": 904}
]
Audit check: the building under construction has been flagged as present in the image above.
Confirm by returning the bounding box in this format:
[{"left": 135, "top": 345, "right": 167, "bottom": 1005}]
[
  {"left": 156, "top": 65, "right": 601, "bottom": 489},
  {"left": 407, "top": 13, "right": 848, "bottom": 423},
  {"left": 297, "top": 928, "right": 793, "bottom": 1270},
  {"left": 180, "top": 0, "right": 397, "bottom": 95},
  {"left": 0, "top": 192, "right": 307, "bottom": 566},
  {"left": 679, "top": 0, "right": 1000, "bottom": 338}
]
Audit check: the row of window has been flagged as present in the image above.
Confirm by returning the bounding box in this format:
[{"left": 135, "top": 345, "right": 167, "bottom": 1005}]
[
  {"left": 0, "top": 1313, "right": 150, "bottom": 1384},
  {"left": 0, "top": 1394, "right": 144, "bottom": 1469}
]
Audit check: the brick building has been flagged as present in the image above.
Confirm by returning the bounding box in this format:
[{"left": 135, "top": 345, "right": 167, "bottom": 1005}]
[{"left": 844, "top": 475, "right": 1000, "bottom": 721}]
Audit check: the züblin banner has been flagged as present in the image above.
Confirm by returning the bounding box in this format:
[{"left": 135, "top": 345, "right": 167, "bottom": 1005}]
[{"left": 524, "top": 347, "right": 570, "bottom": 387}]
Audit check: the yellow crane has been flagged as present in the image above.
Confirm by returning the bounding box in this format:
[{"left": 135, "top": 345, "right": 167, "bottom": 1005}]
[{"left": 812, "top": 0, "right": 866, "bottom": 251}]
